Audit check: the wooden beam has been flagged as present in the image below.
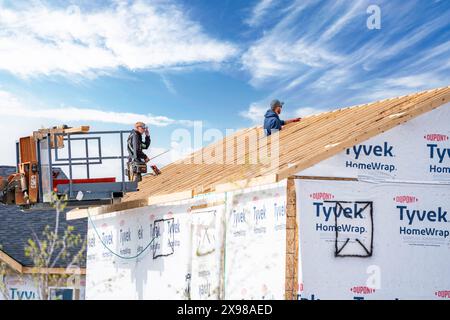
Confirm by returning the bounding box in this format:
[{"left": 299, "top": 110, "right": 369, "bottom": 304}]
[
  {"left": 190, "top": 201, "right": 226, "bottom": 212},
  {"left": 22, "top": 267, "right": 86, "bottom": 275},
  {"left": 284, "top": 178, "right": 298, "bottom": 300},
  {"left": 64, "top": 126, "right": 90, "bottom": 134},
  {"left": 0, "top": 250, "right": 85, "bottom": 275},
  {"left": 67, "top": 190, "right": 195, "bottom": 220},
  {"left": 0, "top": 250, "right": 23, "bottom": 273}
]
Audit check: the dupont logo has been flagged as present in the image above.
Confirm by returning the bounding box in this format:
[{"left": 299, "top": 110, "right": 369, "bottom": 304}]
[
  {"left": 350, "top": 286, "right": 376, "bottom": 295},
  {"left": 119, "top": 220, "right": 125, "bottom": 226},
  {"left": 101, "top": 223, "right": 108, "bottom": 228},
  {"left": 424, "top": 134, "right": 449, "bottom": 142},
  {"left": 435, "top": 290, "right": 450, "bottom": 299},
  {"left": 393, "top": 195, "right": 419, "bottom": 204},
  {"left": 252, "top": 196, "right": 259, "bottom": 201},
  {"left": 310, "top": 192, "right": 335, "bottom": 200}
]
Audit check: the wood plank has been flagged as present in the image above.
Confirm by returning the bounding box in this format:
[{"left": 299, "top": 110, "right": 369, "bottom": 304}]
[
  {"left": 190, "top": 201, "right": 226, "bottom": 211},
  {"left": 284, "top": 178, "right": 298, "bottom": 300},
  {"left": 0, "top": 250, "right": 23, "bottom": 273},
  {"left": 64, "top": 126, "right": 90, "bottom": 134},
  {"left": 22, "top": 267, "right": 86, "bottom": 275}
]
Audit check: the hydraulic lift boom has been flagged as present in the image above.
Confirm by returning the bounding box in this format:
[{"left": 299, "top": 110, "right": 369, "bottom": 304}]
[{"left": 0, "top": 125, "right": 145, "bottom": 210}]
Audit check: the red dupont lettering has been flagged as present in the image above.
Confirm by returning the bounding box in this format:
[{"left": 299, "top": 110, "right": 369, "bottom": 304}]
[
  {"left": 350, "top": 286, "right": 376, "bottom": 295},
  {"left": 393, "top": 195, "right": 419, "bottom": 203},
  {"left": 436, "top": 290, "right": 450, "bottom": 298},
  {"left": 310, "top": 192, "right": 334, "bottom": 200},
  {"left": 424, "top": 134, "right": 449, "bottom": 142}
]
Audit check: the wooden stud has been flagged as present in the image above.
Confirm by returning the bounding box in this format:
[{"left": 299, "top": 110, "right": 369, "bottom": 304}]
[{"left": 285, "top": 178, "right": 299, "bottom": 300}]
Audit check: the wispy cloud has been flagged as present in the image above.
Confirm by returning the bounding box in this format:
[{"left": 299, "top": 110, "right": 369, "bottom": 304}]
[
  {"left": 0, "top": 90, "right": 192, "bottom": 127},
  {"left": 240, "top": 0, "right": 450, "bottom": 120},
  {"left": 0, "top": 0, "right": 238, "bottom": 78},
  {"left": 239, "top": 102, "right": 266, "bottom": 123},
  {"left": 295, "top": 107, "right": 328, "bottom": 118},
  {"left": 244, "top": 0, "right": 275, "bottom": 27},
  {"left": 160, "top": 74, "right": 177, "bottom": 95}
]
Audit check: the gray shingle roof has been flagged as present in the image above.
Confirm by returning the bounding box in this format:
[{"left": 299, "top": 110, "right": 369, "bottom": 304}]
[{"left": 0, "top": 166, "right": 87, "bottom": 268}]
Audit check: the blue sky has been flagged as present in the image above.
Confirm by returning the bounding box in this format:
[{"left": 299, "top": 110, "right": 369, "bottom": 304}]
[{"left": 0, "top": 0, "right": 449, "bottom": 167}]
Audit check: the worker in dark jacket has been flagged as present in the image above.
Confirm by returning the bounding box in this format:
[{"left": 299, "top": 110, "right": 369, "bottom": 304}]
[
  {"left": 127, "top": 122, "right": 151, "bottom": 163},
  {"left": 264, "top": 99, "right": 301, "bottom": 136}
]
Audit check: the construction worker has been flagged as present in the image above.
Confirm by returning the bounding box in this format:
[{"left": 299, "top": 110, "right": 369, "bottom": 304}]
[
  {"left": 127, "top": 122, "right": 151, "bottom": 181},
  {"left": 264, "top": 99, "right": 301, "bottom": 136}
]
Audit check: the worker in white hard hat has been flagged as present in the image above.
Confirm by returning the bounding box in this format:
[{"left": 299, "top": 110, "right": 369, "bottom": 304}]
[{"left": 126, "top": 122, "right": 152, "bottom": 182}]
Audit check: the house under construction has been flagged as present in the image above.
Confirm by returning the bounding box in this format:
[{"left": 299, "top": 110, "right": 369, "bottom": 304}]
[{"left": 67, "top": 86, "right": 450, "bottom": 300}]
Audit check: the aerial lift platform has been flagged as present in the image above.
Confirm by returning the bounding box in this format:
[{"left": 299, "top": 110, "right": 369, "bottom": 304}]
[{"left": 0, "top": 125, "right": 142, "bottom": 209}]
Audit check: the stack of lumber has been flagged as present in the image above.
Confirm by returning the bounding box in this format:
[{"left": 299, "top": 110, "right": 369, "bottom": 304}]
[{"left": 32, "top": 125, "right": 90, "bottom": 148}]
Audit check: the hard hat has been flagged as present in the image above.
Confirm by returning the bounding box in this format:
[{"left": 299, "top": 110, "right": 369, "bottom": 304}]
[{"left": 135, "top": 122, "right": 147, "bottom": 129}]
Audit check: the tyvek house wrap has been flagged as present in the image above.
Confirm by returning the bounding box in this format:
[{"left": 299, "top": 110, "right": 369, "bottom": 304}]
[
  {"left": 85, "top": 182, "right": 287, "bottom": 300},
  {"left": 294, "top": 103, "right": 450, "bottom": 300},
  {"left": 224, "top": 182, "right": 287, "bottom": 300},
  {"left": 296, "top": 179, "right": 450, "bottom": 300}
]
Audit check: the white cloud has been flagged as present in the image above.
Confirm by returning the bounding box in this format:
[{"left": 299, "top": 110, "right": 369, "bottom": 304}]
[
  {"left": 295, "top": 107, "right": 328, "bottom": 118},
  {"left": 384, "top": 74, "right": 446, "bottom": 90},
  {"left": 245, "top": 0, "right": 275, "bottom": 27},
  {"left": 242, "top": 38, "right": 342, "bottom": 86},
  {"left": 239, "top": 102, "right": 266, "bottom": 124},
  {"left": 0, "top": 90, "right": 191, "bottom": 127},
  {"left": 0, "top": 1, "right": 238, "bottom": 77},
  {"left": 0, "top": 90, "right": 186, "bottom": 175}
]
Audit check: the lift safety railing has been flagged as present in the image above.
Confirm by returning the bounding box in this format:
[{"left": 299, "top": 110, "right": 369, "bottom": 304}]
[{"left": 37, "top": 130, "right": 132, "bottom": 202}]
